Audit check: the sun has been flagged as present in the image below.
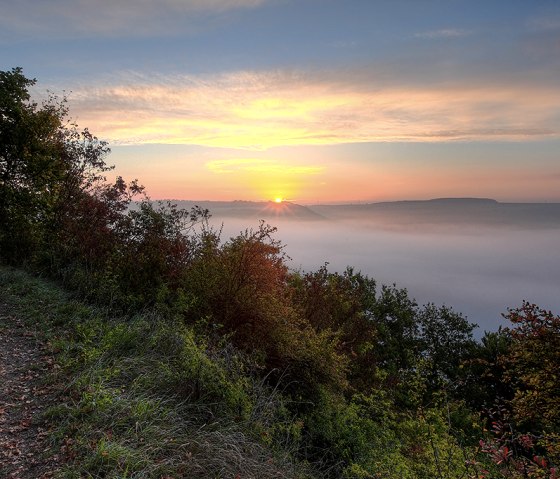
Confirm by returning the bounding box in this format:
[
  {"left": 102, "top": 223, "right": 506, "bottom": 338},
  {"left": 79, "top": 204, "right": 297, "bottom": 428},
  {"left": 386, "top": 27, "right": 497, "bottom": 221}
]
[{"left": 274, "top": 197, "right": 283, "bottom": 203}]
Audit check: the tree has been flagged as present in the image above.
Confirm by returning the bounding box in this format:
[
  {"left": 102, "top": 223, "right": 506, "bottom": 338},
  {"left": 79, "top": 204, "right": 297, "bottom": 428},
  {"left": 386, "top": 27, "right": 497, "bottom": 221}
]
[
  {"left": 502, "top": 302, "right": 560, "bottom": 433},
  {"left": 470, "top": 304, "right": 560, "bottom": 478},
  {"left": 416, "top": 303, "right": 477, "bottom": 392},
  {"left": 0, "top": 68, "right": 63, "bottom": 261},
  {"left": 462, "top": 329, "right": 513, "bottom": 411},
  {"left": 0, "top": 67, "right": 113, "bottom": 264}
]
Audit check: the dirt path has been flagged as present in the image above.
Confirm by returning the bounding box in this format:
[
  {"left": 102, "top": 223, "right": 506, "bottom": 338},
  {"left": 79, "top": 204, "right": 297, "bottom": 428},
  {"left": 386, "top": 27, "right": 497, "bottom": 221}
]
[{"left": 0, "top": 303, "right": 62, "bottom": 479}]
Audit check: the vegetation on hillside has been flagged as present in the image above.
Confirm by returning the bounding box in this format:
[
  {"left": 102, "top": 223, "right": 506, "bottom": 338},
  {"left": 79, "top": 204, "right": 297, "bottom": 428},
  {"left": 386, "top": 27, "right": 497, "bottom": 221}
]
[{"left": 1, "top": 67, "right": 559, "bottom": 478}]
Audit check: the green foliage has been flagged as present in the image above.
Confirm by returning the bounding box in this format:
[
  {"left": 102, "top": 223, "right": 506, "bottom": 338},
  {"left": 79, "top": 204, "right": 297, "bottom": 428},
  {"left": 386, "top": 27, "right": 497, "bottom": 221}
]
[
  {"left": 0, "top": 265, "right": 313, "bottom": 479},
  {"left": 289, "top": 264, "right": 476, "bottom": 407},
  {"left": 183, "top": 222, "right": 349, "bottom": 404},
  {"left": 299, "top": 388, "right": 474, "bottom": 479}
]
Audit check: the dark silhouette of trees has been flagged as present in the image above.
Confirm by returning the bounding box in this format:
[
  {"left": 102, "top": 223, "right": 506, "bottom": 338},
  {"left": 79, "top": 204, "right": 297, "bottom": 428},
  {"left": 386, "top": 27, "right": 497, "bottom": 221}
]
[{"left": 0, "top": 67, "right": 117, "bottom": 264}]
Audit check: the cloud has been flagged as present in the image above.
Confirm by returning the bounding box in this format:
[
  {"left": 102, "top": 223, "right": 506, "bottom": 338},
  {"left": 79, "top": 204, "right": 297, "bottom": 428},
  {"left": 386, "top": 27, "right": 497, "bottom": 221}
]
[
  {"left": 414, "top": 28, "right": 472, "bottom": 39},
  {"left": 527, "top": 14, "right": 560, "bottom": 32},
  {"left": 206, "top": 158, "right": 324, "bottom": 175},
  {"left": 0, "top": 0, "right": 267, "bottom": 38},
  {"left": 330, "top": 40, "right": 359, "bottom": 49},
  {"left": 58, "top": 69, "right": 560, "bottom": 148}
]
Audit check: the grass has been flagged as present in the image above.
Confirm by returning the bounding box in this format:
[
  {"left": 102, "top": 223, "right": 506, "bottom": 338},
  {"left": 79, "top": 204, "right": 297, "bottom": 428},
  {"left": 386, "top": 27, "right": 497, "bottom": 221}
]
[{"left": 0, "top": 266, "right": 317, "bottom": 478}]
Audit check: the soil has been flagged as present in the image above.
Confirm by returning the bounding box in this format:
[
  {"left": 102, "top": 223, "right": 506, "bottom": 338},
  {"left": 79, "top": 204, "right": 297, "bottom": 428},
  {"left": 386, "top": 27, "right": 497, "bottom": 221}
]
[{"left": 0, "top": 302, "right": 63, "bottom": 478}]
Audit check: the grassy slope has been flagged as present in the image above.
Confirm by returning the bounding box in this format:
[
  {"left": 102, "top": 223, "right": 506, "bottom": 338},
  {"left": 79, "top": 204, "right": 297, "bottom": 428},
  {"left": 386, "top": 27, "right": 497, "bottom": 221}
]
[{"left": 0, "top": 266, "right": 314, "bottom": 479}]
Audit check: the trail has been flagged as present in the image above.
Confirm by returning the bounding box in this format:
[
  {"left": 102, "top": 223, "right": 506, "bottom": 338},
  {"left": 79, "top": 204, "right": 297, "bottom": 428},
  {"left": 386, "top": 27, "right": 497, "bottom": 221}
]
[{"left": 0, "top": 302, "right": 62, "bottom": 478}]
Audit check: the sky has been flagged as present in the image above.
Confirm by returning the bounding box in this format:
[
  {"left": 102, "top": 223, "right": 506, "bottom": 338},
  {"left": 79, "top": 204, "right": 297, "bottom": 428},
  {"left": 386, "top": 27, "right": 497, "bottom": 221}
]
[{"left": 2, "top": 0, "right": 560, "bottom": 203}]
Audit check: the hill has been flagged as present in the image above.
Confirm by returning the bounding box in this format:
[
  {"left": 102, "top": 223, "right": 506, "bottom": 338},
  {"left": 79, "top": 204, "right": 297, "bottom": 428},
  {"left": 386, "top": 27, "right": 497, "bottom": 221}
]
[
  {"left": 168, "top": 200, "right": 325, "bottom": 221},
  {"left": 158, "top": 198, "right": 560, "bottom": 230},
  {"left": 310, "top": 198, "right": 560, "bottom": 230},
  {"left": 0, "top": 266, "right": 314, "bottom": 478}
]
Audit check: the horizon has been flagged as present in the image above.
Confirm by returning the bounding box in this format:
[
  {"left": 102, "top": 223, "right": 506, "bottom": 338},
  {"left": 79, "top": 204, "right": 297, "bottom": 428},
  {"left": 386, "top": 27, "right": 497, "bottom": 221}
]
[
  {"left": 150, "top": 196, "right": 560, "bottom": 206},
  {"left": 2, "top": 0, "right": 559, "bottom": 203}
]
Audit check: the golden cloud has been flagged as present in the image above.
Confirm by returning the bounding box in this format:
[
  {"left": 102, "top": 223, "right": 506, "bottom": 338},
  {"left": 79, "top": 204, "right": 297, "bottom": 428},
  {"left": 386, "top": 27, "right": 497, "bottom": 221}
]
[
  {"left": 206, "top": 158, "right": 324, "bottom": 175},
  {"left": 66, "top": 70, "right": 560, "bottom": 148}
]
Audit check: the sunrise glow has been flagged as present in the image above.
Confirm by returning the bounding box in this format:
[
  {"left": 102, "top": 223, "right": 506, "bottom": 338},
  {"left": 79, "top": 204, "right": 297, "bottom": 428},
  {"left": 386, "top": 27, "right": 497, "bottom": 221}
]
[
  {"left": 9, "top": 0, "right": 559, "bottom": 203},
  {"left": 70, "top": 80, "right": 560, "bottom": 149}
]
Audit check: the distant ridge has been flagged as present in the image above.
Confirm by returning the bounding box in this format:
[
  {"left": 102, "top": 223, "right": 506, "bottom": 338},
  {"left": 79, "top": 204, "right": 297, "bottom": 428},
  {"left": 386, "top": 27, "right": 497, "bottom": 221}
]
[
  {"left": 309, "top": 198, "right": 560, "bottom": 230},
  {"left": 165, "top": 200, "right": 325, "bottom": 221},
  {"left": 426, "top": 197, "right": 497, "bottom": 204},
  {"left": 146, "top": 198, "right": 560, "bottom": 230},
  {"left": 312, "top": 197, "right": 500, "bottom": 207}
]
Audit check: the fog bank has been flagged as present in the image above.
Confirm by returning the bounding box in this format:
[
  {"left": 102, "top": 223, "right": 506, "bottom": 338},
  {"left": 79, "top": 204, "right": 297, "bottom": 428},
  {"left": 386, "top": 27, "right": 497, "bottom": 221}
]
[{"left": 213, "top": 214, "right": 560, "bottom": 334}]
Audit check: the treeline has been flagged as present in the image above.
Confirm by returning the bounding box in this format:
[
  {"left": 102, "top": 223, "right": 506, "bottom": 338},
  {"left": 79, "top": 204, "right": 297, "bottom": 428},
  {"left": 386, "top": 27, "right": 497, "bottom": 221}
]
[{"left": 1, "top": 67, "right": 559, "bottom": 478}]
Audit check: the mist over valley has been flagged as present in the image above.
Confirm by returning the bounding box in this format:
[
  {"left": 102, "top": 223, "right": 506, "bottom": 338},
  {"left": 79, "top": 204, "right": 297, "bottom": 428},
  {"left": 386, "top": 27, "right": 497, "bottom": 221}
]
[{"left": 171, "top": 198, "right": 560, "bottom": 334}]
